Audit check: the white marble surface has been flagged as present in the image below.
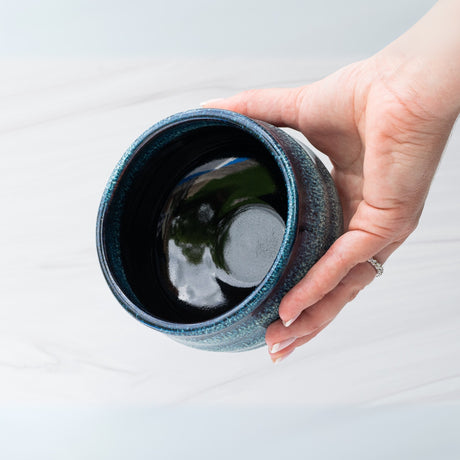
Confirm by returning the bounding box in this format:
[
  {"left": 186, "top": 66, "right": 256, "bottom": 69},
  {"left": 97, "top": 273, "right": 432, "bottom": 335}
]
[{"left": 1, "top": 59, "right": 459, "bottom": 457}]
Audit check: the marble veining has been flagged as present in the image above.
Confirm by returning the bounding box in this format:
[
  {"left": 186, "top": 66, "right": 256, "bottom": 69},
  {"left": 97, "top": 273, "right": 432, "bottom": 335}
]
[{"left": 0, "top": 59, "right": 459, "bottom": 409}]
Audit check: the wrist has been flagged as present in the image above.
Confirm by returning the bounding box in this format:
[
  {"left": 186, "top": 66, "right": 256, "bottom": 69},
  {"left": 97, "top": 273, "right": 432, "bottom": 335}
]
[{"left": 377, "top": 0, "right": 460, "bottom": 120}]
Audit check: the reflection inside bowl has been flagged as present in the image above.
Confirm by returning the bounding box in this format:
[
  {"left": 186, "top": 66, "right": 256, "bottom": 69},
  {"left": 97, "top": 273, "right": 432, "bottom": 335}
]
[
  {"left": 158, "top": 157, "right": 286, "bottom": 312},
  {"left": 117, "top": 124, "right": 289, "bottom": 324}
]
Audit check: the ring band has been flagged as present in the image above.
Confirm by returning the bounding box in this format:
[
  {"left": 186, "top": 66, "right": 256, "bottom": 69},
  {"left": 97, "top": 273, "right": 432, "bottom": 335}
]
[{"left": 367, "top": 257, "right": 384, "bottom": 277}]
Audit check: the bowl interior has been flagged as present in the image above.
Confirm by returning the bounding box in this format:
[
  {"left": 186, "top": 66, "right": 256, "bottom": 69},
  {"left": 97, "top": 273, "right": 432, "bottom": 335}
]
[{"left": 103, "top": 121, "right": 289, "bottom": 324}]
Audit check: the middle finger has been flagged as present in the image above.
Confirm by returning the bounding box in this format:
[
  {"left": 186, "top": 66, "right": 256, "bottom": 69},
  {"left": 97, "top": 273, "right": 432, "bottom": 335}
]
[{"left": 266, "top": 261, "right": 376, "bottom": 353}]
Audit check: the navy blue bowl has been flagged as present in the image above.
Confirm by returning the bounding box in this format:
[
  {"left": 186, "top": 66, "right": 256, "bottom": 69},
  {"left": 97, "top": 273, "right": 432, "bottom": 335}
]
[{"left": 96, "top": 109, "right": 343, "bottom": 352}]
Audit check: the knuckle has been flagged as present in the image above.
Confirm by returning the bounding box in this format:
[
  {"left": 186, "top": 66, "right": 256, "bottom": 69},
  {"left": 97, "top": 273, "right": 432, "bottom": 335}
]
[
  {"left": 331, "top": 246, "right": 353, "bottom": 273},
  {"left": 308, "top": 278, "right": 329, "bottom": 302},
  {"left": 390, "top": 217, "right": 419, "bottom": 240},
  {"left": 288, "top": 86, "right": 307, "bottom": 126},
  {"left": 358, "top": 207, "right": 418, "bottom": 242},
  {"left": 338, "top": 267, "right": 366, "bottom": 301},
  {"left": 305, "top": 310, "right": 331, "bottom": 331},
  {"left": 236, "top": 89, "right": 260, "bottom": 112},
  {"left": 348, "top": 288, "right": 361, "bottom": 302},
  {"left": 302, "top": 318, "right": 324, "bottom": 332},
  {"left": 241, "top": 88, "right": 260, "bottom": 99},
  {"left": 404, "top": 218, "right": 419, "bottom": 235}
]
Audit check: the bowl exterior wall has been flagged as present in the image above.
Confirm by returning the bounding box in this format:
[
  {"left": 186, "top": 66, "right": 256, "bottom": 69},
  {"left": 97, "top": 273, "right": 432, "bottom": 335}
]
[
  {"left": 97, "top": 110, "right": 343, "bottom": 352},
  {"left": 168, "top": 121, "right": 343, "bottom": 352}
]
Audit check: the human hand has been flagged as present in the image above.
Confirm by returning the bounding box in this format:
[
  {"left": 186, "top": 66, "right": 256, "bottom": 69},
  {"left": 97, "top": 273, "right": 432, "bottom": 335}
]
[{"left": 202, "top": 1, "right": 460, "bottom": 363}]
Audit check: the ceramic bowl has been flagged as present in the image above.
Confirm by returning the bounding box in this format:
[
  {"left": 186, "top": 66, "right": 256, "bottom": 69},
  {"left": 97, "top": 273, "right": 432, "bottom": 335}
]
[{"left": 96, "top": 108, "right": 343, "bottom": 352}]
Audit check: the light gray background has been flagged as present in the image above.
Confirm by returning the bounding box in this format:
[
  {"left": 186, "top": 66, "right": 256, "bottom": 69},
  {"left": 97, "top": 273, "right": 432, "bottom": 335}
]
[
  {"left": 0, "top": 0, "right": 435, "bottom": 58},
  {"left": 1, "top": 1, "right": 459, "bottom": 459}
]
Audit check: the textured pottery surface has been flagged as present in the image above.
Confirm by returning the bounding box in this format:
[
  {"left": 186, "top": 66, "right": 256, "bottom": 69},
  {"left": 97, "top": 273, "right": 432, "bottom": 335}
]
[{"left": 96, "top": 108, "right": 343, "bottom": 352}]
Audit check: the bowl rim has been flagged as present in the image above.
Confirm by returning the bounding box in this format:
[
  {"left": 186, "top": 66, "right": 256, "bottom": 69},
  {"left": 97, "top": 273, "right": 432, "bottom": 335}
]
[{"left": 96, "top": 108, "right": 299, "bottom": 335}]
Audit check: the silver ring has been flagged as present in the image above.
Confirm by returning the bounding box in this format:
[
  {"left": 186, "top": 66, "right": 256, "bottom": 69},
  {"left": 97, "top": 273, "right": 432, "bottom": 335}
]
[{"left": 367, "top": 257, "right": 384, "bottom": 277}]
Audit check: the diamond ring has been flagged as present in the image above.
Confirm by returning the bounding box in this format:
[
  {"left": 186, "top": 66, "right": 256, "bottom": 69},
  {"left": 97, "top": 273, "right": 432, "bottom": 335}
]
[{"left": 367, "top": 257, "right": 384, "bottom": 277}]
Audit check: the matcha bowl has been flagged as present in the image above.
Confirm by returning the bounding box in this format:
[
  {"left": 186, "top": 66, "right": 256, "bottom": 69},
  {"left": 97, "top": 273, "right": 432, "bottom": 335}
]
[{"left": 96, "top": 109, "right": 343, "bottom": 352}]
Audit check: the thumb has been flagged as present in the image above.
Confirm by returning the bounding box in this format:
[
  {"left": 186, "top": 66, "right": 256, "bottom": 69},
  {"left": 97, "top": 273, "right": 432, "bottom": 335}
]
[{"left": 200, "top": 87, "right": 306, "bottom": 130}]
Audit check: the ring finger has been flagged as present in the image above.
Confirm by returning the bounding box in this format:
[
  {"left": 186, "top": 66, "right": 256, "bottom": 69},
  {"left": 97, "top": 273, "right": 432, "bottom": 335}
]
[{"left": 266, "top": 261, "right": 377, "bottom": 356}]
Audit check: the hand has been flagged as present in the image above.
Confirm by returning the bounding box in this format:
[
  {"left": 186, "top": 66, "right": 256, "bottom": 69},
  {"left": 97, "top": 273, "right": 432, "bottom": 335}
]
[{"left": 203, "top": 1, "right": 460, "bottom": 363}]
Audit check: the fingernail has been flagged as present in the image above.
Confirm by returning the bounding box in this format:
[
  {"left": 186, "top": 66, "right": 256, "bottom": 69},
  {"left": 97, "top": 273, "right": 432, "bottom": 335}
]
[
  {"left": 282, "top": 313, "right": 300, "bottom": 328},
  {"left": 274, "top": 349, "right": 295, "bottom": 364},
  {"left": 269, "top": 337, "right": 297, "bottom": 354},
  {"left": 200, "top": 98, "right": 225, "bottom": 107}
]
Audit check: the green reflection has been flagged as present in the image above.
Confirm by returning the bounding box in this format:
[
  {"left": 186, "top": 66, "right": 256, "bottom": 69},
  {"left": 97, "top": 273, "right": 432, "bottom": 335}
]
[
  {"left": 166, "top": 158, "right": 276, "bottom": 265},
  {"left": 157, "top": 156, "right": 286, "bottom": 309}
]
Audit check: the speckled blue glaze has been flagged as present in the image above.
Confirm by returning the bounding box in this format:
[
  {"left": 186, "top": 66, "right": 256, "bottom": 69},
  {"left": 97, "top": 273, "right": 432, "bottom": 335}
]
[{"left": 96, "top": 109, "right": 343, "bottom": 352}]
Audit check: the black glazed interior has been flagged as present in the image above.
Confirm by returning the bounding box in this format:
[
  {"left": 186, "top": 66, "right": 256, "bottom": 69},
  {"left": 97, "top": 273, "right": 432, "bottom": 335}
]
[{"left": 117, "top": 123, "right": 288, "bottom": 324}]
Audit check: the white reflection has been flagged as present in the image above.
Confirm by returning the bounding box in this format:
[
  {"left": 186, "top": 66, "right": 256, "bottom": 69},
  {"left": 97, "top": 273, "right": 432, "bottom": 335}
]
[{"left": 167, "top": 240, "right": 224, "bottom": 308}]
